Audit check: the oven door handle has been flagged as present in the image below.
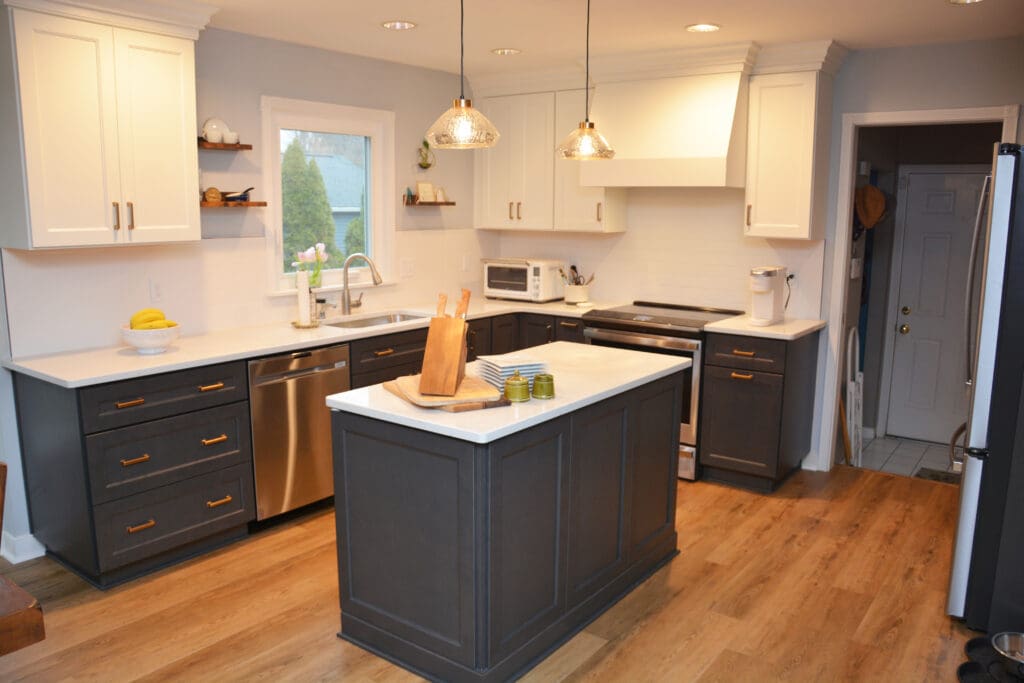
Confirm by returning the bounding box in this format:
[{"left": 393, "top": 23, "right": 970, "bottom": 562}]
[{"left": 583, "top": 327, "right": 702, "bottom": 352}]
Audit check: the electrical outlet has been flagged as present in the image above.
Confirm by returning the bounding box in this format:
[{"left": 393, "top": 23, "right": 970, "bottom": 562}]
[{"left": 148, "top": 279, "right": 163, "bottom": 304}]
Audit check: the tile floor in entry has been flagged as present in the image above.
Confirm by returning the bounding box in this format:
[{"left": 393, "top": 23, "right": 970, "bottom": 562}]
[{"left": 858, "top": 435, "right": 961, "bottom": 476}]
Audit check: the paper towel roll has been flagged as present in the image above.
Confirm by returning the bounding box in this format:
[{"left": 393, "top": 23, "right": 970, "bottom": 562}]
[{"left": 296, "top": 270, "right": 311, "bottom": 326}]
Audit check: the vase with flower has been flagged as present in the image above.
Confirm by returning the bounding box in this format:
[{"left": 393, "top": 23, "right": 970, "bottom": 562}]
[{"left": 294, "top": 242, "right": 329, "bottom": 288}]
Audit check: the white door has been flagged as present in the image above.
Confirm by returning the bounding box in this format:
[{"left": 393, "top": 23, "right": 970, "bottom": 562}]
[
  {"left": 885, "top": 166, "right": 988, "bottom": 442},
  {"left": 113, "top": 28, "right": 199, "bottom": 243},
  {"left": 14, "top": 9, "right": 121, "bottom": 247}
]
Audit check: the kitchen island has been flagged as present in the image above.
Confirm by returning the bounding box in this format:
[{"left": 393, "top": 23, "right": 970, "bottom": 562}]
[{"left": 326, "top": 342, "right": 688, "bottom": 682}]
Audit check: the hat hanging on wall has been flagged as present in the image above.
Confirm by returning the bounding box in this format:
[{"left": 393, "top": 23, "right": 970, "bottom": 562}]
[{"left": 855, "top": 185, "right": 886, "bottom": 230}]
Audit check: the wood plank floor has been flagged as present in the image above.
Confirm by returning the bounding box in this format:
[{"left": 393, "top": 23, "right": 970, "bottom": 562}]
[{"left": 0, "top": 466, "right": 975, "bottom": 681}]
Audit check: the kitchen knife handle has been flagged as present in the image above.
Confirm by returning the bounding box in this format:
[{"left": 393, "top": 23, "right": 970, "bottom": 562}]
[
  {"left": 113, "top": 202, "right": 121, "bottom": 230},
  {"left": 436, "top": 293, "right": 447, "bottom": 316}
]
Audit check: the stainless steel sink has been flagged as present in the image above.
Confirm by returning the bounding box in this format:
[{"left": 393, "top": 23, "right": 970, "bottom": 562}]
[{"left": 326, "top": 312, "right": 427, "bottom": 329}]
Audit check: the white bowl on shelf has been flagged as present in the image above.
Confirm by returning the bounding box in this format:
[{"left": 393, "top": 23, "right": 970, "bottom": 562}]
[
  {"left": 121, "top": 323, "right": 180, "bottom": 354},
  {"left": 202, "top": 117, "right": 228, "bottom": 141}
]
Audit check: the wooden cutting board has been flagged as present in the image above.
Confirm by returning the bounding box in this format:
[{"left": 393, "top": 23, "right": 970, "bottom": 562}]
[
  {"left": 388, "top": 374, "right": 503, "bottom": 409},
  {"left": 418, "top": 289, "right": 470, "bottom": 396}
]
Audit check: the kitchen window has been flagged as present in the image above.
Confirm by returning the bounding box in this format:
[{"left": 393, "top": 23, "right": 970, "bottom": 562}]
[{"left": 261, "top": 96, "right": 395, "bottom": 292}]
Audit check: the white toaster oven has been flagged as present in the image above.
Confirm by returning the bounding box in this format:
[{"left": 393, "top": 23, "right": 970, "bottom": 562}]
[{"left": 482, "top": 258, "right": 564, "bottom": 302}]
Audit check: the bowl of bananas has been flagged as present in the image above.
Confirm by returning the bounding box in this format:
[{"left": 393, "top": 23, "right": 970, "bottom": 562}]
[{"left": 123, "top": 308, "right": 179, "bottom": 354}]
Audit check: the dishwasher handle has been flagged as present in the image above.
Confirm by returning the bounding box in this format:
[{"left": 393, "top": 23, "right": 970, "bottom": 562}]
[{"left": 248, "top": 344, "right": 350, "bottom": 385}]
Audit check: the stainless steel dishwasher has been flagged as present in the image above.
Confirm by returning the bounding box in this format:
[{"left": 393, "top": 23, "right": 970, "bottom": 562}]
[{"left": 248, "top": 344, "right": 349, "bottom": 519}]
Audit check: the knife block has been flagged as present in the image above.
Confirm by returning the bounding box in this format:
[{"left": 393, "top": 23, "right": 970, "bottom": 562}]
[{"left": 418, "top": 316, "right": 468, "bottom": 396}]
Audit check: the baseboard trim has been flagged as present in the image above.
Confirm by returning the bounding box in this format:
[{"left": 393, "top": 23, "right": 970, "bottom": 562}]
[{"left": 1, "top": 530, "right": 46, "bottom": 564}]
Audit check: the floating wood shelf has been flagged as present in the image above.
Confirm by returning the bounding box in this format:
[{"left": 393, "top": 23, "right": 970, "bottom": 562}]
[
  {"left": 403, "top": 195, "right": 455, "bottom": 206},
  {"left": 197, "top": 137, "right": 253, "bottom": 151},
  {"left": 200, "top": 200, "right": 267, "bottom": 208}
]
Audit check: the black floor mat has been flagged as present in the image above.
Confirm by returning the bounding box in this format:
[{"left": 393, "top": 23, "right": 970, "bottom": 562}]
[{"left": 915, "top": 467, "right": 961, "bottom": 484}]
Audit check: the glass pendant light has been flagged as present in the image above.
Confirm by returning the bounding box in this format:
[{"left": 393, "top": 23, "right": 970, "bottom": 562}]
[
  {"left": 557, "top": 0, "right": 614, "bottom": 160},
  {"left": 425, "top": 0, "right": 500, "bottom": 149}
]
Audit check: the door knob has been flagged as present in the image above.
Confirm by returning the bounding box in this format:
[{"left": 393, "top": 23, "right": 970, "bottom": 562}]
[
  {"left": 901, "top": 306, "right": 911, "bottom": 315},
  {"left": 899, "top": 324, "right": 910, "bottom": 335}
]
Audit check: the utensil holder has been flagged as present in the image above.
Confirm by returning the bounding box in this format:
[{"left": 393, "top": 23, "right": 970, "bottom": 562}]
[{"left": 564, "top": 285, "right": 589, "bottom": 304}]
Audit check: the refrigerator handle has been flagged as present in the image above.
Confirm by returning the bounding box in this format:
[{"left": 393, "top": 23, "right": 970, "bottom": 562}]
[{"left": 964, "top": 174, "right": 992, "bottom": 387}]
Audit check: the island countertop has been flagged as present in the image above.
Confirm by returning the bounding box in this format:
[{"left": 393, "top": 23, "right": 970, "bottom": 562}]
[{"left": 326, "top": 341, "right": 690, "bottom": 444}]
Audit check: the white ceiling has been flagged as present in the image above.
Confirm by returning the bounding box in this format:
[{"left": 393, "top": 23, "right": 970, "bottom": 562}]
[{"left": 206, "top": 0, "right": 1024, "bottom": 79}]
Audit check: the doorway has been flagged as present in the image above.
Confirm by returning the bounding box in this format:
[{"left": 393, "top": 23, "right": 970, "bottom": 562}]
[{"left": 840, "top": 123, "right": 1001, "bottom": 475}]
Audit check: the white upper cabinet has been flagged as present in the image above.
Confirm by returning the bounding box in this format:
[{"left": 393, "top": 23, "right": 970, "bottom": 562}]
[
  {"left": 553, "top": 89, "right": 625, "bottom": 233},
  {"left": 2, "top": 6, "right": 201, "bottom": 249},
  {"left": 474, "top": 92, "right": 554, "bottom": 231},
  {"left": 474, "top": 90, "right": 626, "bottom": 233},
  {"left": 744, "top": 70, "right": 831, "bottom": 240}
]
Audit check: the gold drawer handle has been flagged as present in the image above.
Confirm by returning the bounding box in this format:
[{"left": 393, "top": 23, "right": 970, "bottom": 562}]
[
  {"left": 206, "top": 494, "right": 233, "bottom": 509},
  {"left": 730, "top": 372, "right": 754, "bottom": 381},
  {"left": 201, "top": 434, "right": 228, "bottom": 446},
  {"left": 373, "top": 348, "right": 395, "bottom": 357},
  {"left": 198, "top": 381, "right": 225, "bottom": 392},
  {"left": 731, "top": 349, "right": 756, "bottom": 357},
  {"left": 559, "top": 321, "right": 580, "bottom": 329},
  {"left": 115, "top": 397, "right": 145, "bottom": 409},
  {"left": 126, "top": 518, "right": 155, "bottom": 534},
  {"left": 120, "top": 453, "right": 151, "bottom": 467}
]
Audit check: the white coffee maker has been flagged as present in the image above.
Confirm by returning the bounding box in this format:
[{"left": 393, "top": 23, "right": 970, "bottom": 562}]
[{"left": 749, "top": 266, "right": 787, "bottom": 326}]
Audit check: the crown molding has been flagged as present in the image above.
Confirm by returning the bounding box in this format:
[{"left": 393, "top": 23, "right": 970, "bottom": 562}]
[
  {"left": 752, "top": 40, "right": 848, "bottom": 76},
  {"left": 3, "top": 0, "right": 217, "bottom": 39},
  {"left": 588, "top": 42, "right": 760, "bottom": 82}
]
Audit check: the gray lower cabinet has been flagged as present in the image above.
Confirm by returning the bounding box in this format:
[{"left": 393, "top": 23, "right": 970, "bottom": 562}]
[
  {"left": 14, "top": 361, "right": 255, "bottom": 587},
  {"left": 518, "top": 314, "right": 587, "bottom": 348},
  {"left": 490, "top": 314, "right": 519, "bottom": 354},
  {"left": 349, "top": 328, "right": 428, "bottom": 388},
  {"left": 698, "top": 331, "right": 819, "bottom": 492},
  {"left": 466, "top": 317, "right": 492, "bottom": 361},
  {"left": 332, "top": 371, "right": 683, "bottom": 682}
]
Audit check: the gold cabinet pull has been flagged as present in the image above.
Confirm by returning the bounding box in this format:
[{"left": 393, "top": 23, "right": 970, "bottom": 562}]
[
  {"left": 126, "top": 518, "right": 156, "bottom": 534},
  {"left": 746, "top": 204, "right": 752, "bottom": 227},
  {"left": 113, "top": 201, "right": 121, "bottom": 230},
  {"left": 508, "top": 202, "right": 514, "bottom": 220},
  {"left": 120, "top": 454, "right": 151, "bottom": 467},
  {"left": 115, "top": 397, "right": 145, "bottom": 409},
  {"left": 596, "top": 202, "right": 603, "bottom": 222},
  {"left": 516, "top": 202, "right": 522, "bottom": 220},
  {"left": 206, "top": 494, "right": 233, "bottom": 509},
  {"left": 198, "top": 381, "right": 225, "bottom": 392},
  {"left": 373, "top": 348, "right": 395, "bottom": 357},
  {"left": 127, "top": 201, "right": 135, "bottom": 230},
  {"left": 730, "top": 372, "right": 754, "bottom": 381},
  {"left": 731, "top": 349, "right": 756, "bottom": 357},
  {"left": 201, "top": 434, "right": 228, "bottom": 446},
  {"left": 559, "top": 321, "right": 580, "bottom": 329}
]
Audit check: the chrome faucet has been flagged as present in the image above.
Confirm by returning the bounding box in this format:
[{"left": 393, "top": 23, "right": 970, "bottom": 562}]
[{"left": 342, "top": 252, "right": 384, "bottom": 314}]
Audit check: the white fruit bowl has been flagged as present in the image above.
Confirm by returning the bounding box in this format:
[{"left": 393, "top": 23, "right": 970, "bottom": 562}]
[{"left": 121, "top": 323, "right": 180, "bottom": 354}]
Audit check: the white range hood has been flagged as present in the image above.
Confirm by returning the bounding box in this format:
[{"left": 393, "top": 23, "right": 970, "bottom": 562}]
[{"left": 579, "top": 44, "right": 757, "bottom": 188}]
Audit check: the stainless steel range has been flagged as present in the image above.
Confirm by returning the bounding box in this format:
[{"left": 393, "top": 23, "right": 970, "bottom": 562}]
[{"left": 582, "top": 302, "right": 743, "bottom": 480}]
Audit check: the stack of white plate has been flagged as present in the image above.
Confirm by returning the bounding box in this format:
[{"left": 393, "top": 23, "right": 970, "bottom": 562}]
[{"left": 475, "top": 353, "right": 548, "bottom": 390}]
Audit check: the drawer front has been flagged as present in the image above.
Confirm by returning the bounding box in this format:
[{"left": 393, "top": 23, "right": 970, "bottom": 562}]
[
  {"left": 94, "top": 463, "right": 254, "bottom": 571},
  {"left": 86, "top": 402, "right": 252, "bottom": 505},
  {"left": 705, "top": 333, "right": 787, "bottom": 373},
  {"left": 349, "top": 329, "right": 427, "bottom": 376},
  {"left": 80, "top": 362, "right": 248, "bottom": 433},
  {"left": 351, "top": 361, "right": 423, "bottom": 389},
  {"left": 553, "top": 317, "right": 586, "bottom": 343},
  {"left": 699, "top": 365, "right": 783, "bottom": 477}
]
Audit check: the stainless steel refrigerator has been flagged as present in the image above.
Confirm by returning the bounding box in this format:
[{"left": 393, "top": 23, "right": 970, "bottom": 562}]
[{"left": 947, "top": 142, "right": 1024, "bottom": 632}]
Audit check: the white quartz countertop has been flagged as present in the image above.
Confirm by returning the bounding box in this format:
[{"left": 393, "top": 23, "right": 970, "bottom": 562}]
[
  {"left": 325, "top": 341, "right": 690, "bottom": 444},
  {"left": 703, "top": 315, "right": 826, "bottom": 341},
  {"left": 3, "top": 299, "right": 622, "bottom": 388}
]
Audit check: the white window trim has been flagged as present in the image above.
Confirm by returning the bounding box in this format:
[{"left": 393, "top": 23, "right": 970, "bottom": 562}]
[{"left": 261, "top": 95, "right": 395, "bottom": 294}]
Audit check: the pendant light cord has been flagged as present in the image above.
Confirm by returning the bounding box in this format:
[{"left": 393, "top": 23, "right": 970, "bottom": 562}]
[
  {"left": 459, "top": 0, "right": 466, "bottom": 99},
  {"left": 584, "top": 0, "right": 591, "bottom": 123}
]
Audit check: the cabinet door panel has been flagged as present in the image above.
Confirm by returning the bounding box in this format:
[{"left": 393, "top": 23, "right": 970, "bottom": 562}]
[
  {"left": 491, "top": 315, "right": 519, "bottom": 354},
  {"left": 554, "top": 317, "right": 586, "bottom": 343},
  {"left": 466, "top": 318, "right": 491, "bottom": 361},
  {"left": 554, "top": 89, "right": 610, "bottom": 232},
  {"left": 567, "top": 397, "right": 629, "bottom": 608},
  {"left": 519, "top": 314, "right": 554, "bottom": 349},
  {"left": 517, "top": 92, "right": 555, "bottom": 230},
  {"left": 13, "top": 10, "right": 120, "bottom": 247},
  {"left": 629, "top": 376, "right": 680, "bottom": 563},
  {"left": 113, "top": 28, "right": 199, "bottom": 242},
  {"left": 700, "top": 365, "right": 783, "bottom": 477},
  {"left": 474, "top": 96, "right": 515, "bottom": 228}
]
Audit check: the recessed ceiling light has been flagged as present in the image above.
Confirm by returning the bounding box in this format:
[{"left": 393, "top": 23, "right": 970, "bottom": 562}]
[
  {"left": 491, "top": 47, "right": 522, "bottom": 56},
  {"left": 686, "top": 23, "right": 721, "bottom": 33},
  {"left": 382, "top": 20, "right": 417, "bottom": 30},
  {"left": 948, "top": 0, "right": 984, "bottom": 4}
]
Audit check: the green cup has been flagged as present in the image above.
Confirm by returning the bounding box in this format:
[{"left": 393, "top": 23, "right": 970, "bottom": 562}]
[{"left": 532, "top": 373, "right": 555, "bottom": 399}]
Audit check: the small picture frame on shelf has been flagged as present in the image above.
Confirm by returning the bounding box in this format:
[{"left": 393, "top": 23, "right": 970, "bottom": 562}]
[
  {"left": 434, "top": 187, "right": 448, "bottom": 203},
  {"left": 415, "top": 181, "right": 435, "bottom": 203}
]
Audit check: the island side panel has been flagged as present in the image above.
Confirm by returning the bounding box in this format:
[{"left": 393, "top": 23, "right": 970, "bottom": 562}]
[
  {"left": 332, "top": 412, "right": 479, "bottom": 669},
  {"left": 487, "top": 416, "right": 571, "bottom": 665}
]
